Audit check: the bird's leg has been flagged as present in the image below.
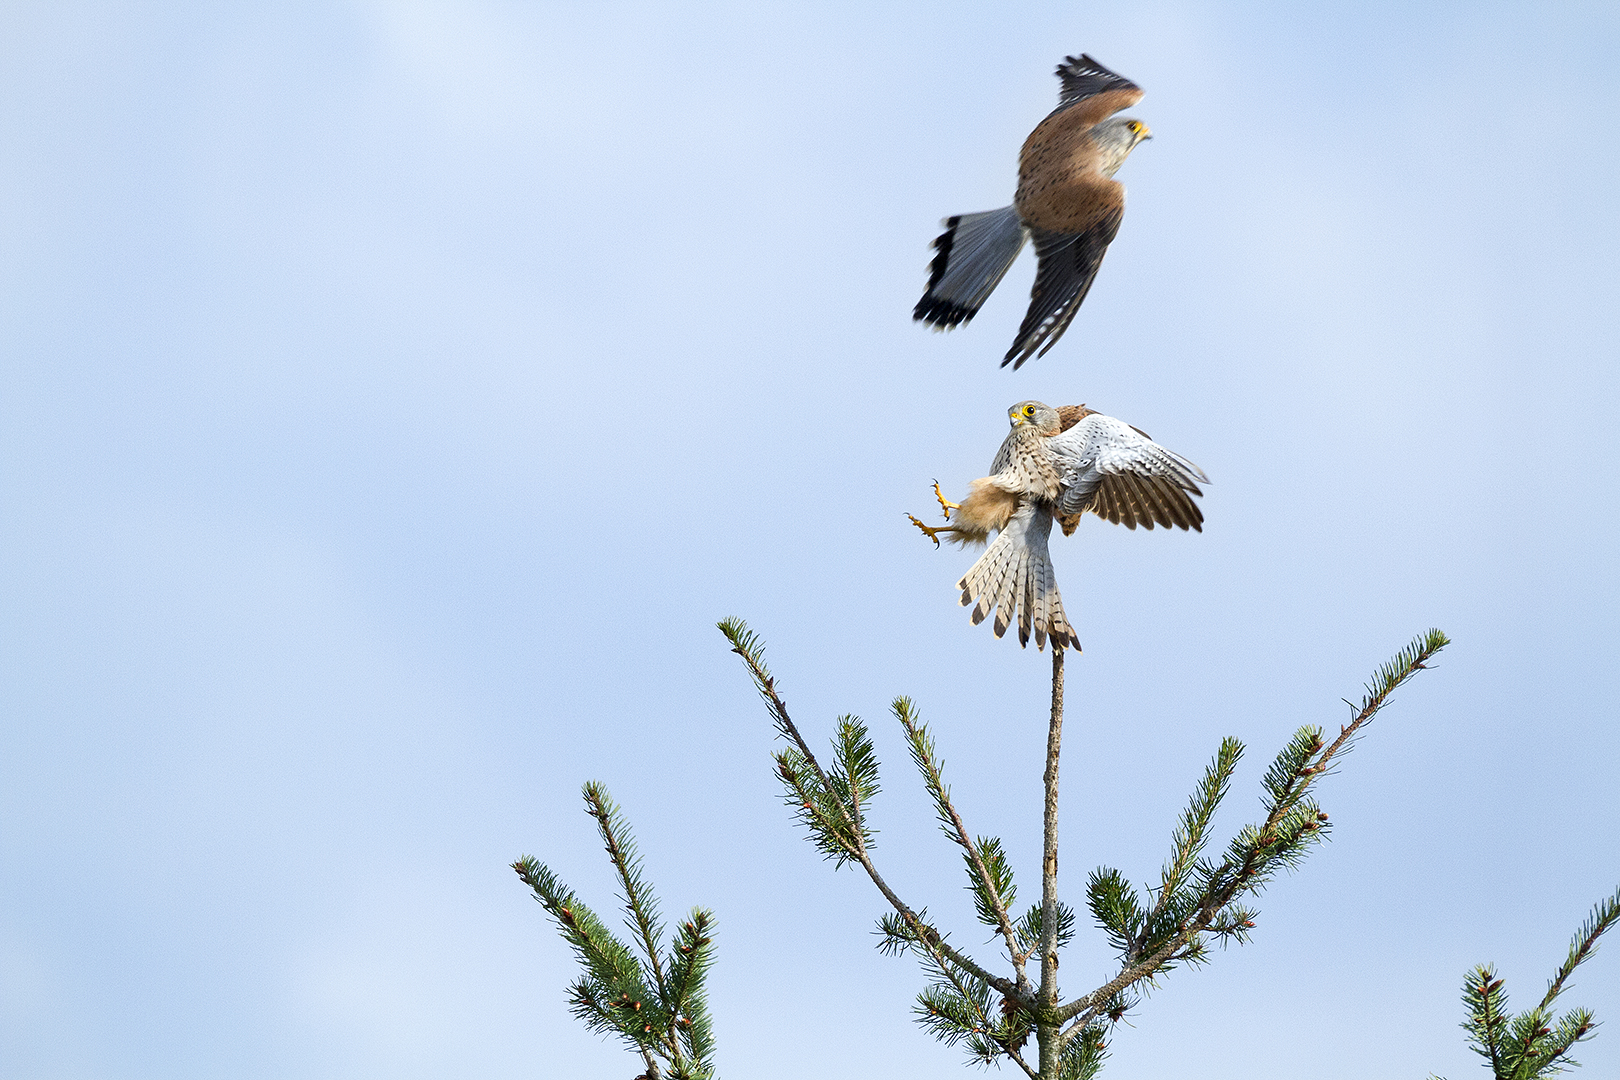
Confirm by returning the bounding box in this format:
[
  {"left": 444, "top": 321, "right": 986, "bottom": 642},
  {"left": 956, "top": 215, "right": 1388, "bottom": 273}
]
[
  {"left": 907, "top": 514, "right": 949, "bottom": 548},
  {"left": 932, "top": 479, "right": 961, "bottom": 520}
]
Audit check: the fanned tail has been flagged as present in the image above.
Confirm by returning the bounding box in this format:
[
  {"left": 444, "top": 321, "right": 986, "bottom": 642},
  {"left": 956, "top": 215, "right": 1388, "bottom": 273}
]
[
  {"left": 955, "top": 504, "right": 1074, "bottom": 651},
  {"left": 914, "top": 206, "right": 1028, "bottom": 329}
]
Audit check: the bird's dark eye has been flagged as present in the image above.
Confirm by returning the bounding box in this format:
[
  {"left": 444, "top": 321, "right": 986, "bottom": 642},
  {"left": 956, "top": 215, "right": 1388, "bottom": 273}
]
[{"left": 1023, "top": 405, "right": 1036, "bottom": 416}]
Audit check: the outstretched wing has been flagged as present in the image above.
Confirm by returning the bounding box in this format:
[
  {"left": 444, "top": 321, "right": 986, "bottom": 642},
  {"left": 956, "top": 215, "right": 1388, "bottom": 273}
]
[
  {"left": 1047, "top": 414, "right": 1207, "bottom": 531},
  {"left": 1003, "top": 210, "right": 1122, "bottom": 368},
  {"left": 1051, "top": 54, "right": 1142, "bottom": 126}
]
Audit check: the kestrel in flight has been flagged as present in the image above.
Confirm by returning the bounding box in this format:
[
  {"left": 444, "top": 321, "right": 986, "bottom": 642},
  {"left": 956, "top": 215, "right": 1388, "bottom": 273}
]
[
  {"left": 913, "top": 55, "right": 1151, "bottom": 368},
  {"left": 909, "top": 401, "right": 1206, "bottom": 650}
]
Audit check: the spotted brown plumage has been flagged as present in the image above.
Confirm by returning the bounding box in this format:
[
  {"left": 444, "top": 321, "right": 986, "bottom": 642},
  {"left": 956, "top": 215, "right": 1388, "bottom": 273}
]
[
  {"left": 908, "top": 401, "right": 1206, "bottom": 650},
  {"left": 913, "top": 54, "right": 1150, "bottom": 368}
]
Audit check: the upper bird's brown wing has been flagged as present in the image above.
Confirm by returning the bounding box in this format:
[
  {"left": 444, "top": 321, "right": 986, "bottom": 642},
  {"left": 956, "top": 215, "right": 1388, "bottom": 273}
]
[
  {"left": 1003, "top": 206, "right": 1123, "bottom": 368},
  {"left": 1051, "top": 54, "right": 1143, "bottom": 126}
]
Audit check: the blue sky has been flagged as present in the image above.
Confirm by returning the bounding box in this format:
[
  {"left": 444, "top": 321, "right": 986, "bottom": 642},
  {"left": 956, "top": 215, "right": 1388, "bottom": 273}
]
[{"left": 2, "top": 3, "right": 1617, "bottom": 1077}]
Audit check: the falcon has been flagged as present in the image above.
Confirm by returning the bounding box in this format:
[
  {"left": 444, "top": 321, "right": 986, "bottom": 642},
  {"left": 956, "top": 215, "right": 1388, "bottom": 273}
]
[
  {"left": 909, "top": 401, "right": 1206, "bottom": 650},
  {"left": 913, "top": 54, "right": 1151, "bottom": 368}
]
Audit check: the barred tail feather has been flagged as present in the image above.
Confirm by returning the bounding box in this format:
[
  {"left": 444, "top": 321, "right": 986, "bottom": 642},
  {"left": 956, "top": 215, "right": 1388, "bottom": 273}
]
[
  {"left": 992, "top": 545, "right": 1030, "bottom": 642},
  {"left": 955, "top": 504, "right": 1073, "bottom": 651},
  {"left": 914, "top": 206, "right": 1028, "bottom": 329}
]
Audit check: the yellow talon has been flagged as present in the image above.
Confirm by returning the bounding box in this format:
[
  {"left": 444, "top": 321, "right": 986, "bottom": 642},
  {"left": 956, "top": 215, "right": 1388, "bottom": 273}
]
[
  {"left": 907, "top": 513, "right": 945, "bottom": 548},
  {"left": 932, "top": 480, "right": 961, "bottom": 520}
]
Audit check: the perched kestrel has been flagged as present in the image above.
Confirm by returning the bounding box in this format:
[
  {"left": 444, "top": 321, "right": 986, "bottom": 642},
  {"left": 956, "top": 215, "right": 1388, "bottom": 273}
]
[
  {"left": 913, "top": 55, "right": 1151, "bottom": 368},
  {"left": 909, "top": 401, "right": 1206, "bottom": 650}
]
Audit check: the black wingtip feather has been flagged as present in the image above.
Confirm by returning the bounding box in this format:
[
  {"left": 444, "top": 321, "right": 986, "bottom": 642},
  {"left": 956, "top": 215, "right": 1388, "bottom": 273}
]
[
  {"left": 914, "top": 216, "right": 980, "bottom": 328},
  {"left": 915, "top": 294, "right": 978, "bottom": 327}
]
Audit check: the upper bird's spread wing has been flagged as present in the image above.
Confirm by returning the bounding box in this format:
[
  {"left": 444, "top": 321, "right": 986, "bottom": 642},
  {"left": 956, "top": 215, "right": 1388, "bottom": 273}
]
[
  {"left": 1004, "top": 211, "right": 1123, "bottom": 368},
  {"left": 1051, "top": 54, "right": 1143, "bottom": 126},
  {"left": 1047, "top": 414, "right": 1207, "bottom": 531}
]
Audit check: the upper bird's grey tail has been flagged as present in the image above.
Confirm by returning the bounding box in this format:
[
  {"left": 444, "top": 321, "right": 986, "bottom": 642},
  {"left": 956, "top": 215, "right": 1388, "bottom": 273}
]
[
  {"left": 956, "top": 503, "right": 1074, "bottom": 651},
  {"left": 914, "top": 206, "right": 1028, "bottom": 329}
]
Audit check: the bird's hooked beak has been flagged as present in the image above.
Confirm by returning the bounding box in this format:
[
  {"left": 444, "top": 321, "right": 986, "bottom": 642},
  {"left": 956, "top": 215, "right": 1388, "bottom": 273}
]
[{"left": 1137, "top": 124, "right": 1153, "bottom": 142}]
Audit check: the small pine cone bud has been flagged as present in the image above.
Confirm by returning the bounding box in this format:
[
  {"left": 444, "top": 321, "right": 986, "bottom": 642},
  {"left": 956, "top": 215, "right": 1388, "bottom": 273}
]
[
  {"left": 679, "top": 1016, "right": 692, "bottom": 1027},
  {"left": 632, "top": 1001, "right": 641, "bottom": 1011},
  {"left": 1316, "top": 812, "right": 1329, "bottom": 821},
  {"left": 643, "top": 1023, "right": 652, "bottom": 1032}
]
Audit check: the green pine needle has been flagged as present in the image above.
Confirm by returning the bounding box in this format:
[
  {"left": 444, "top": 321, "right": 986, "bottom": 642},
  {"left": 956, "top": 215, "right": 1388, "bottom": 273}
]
[
  {"left": 966, "top": 837, "right": 1018, "bottom": 932},
  {"left": 1016, "top": 901, "right": 1076, "bottom": 956},
  {"left": 1087, "top": 868, "right": 1145, "bottom": 959},
  {"left": 1060, "top": 1022, "right": 1110, "bottom": 1080}
]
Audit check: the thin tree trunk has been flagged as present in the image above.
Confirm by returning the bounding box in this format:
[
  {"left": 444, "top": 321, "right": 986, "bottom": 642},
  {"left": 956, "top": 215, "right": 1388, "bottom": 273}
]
[{"left": 1037, "top": 645, "right": 1066, "bottom": 1077}]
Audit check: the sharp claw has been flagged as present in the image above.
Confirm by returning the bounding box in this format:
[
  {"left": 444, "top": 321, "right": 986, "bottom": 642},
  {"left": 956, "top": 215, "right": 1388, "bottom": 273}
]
[
  {"left": 907, "top": 513, "right": 943, "bottom": 549},
  {"left": 932, "top": 479, "right": 961, "bottom": 520}
]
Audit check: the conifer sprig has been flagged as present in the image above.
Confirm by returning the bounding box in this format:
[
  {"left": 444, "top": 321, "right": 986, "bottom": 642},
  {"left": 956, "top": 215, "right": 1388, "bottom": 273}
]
[
  {"left": 582, "top": 782, "right": 671, "bottom": 1003},
  {"left": 895, "top": 695, "right": 1028, "bottom": 981},
  {"left": 772, "top": 714, "right": 881, "bottom": 867},
  {"left": 1016, "top": 901, "right": 1077, "bottom": 959},
  {"left": 1431, "top": 884, "right": 1619, "bottom": 1080},
  {"left": 718, "top": 618, "right": 1025, "bottom": 1009},
  {"left": 1051, "top": 629, "right": 1450, "bottom": 1050},
  {"left": 513, "top": 784, "right": 717, "bottom": 1080}
]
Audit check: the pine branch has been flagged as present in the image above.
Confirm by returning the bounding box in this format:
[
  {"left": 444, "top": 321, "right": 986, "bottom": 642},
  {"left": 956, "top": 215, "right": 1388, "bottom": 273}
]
[
  {"left": 719, "top": 618, "right": 1026, "bottom": 1007},
  {"left": 772, "top": 719, "right": 880, "bottom": 869},
  {"left": 513, "top": 855, "right": 672, "bottom": 1052},
  {"left": 665, "top": 910, "right": 718, "bottom": 1071},
  {"left": 1538, "top": 883, "right": 1620, "bottom": 1015},
  {"left": 1320, "top": 627, "right": 1451, "bottom": 769},
  {"left": 1146, "top": 737, "right": 1243, "bottom": 930},
  {"left": 912, "top": 940, "right": 1039, "bottom": 1079},
  {"left": 895, "top": 695, "right": 1029, "bottom": 986},
  {"left": 514, "top": 787, "right": 717, "bottom": 1080},
  {"left": 1058, "top": 1021, "right": 1109, "bottom": 1080},
  {"left": 581, "top": 783, "right": 675, "bottom": 1032},
  {"left": 1016, "top": 901, "right": 1077, "bottom": 958},
  {"left": 966, "top": 837, "right": 1019, "bottom": 938},
  {"left": 1449, "top": 885, "right": 1617, "bottom": 1079},
  {"left": 1052, "top": 629, "right": 1449, "bottom": 1041},
  {"left": 831, "top": 714, "right": 882, "bottom": 856},
  {"left": 1087, "top": 868, "right": 1146, "bottom": 961},
  {"left": 1462, "top": 965, "right": 1511, "bottom": 1075}
]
